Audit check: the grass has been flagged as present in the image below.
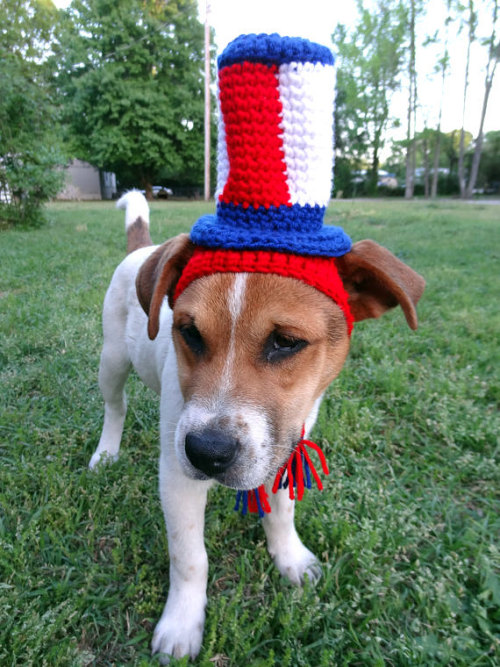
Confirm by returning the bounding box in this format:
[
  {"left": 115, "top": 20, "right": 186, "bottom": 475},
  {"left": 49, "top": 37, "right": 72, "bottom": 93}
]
[{"left": 1, "top": 198, "right": 499, "bottom": 666}]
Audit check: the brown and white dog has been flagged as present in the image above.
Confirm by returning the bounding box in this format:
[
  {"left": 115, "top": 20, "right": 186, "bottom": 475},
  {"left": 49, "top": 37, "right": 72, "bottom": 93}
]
[{"left": 90, "top": 191, "right": 425, "bottom": 661}]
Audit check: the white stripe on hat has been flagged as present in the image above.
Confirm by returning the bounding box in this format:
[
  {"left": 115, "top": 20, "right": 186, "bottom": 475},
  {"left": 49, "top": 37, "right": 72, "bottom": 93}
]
[
  {"left": 215, "top": 99, "right": 229, "bottom": 201},
  {"left": 278, "top": 61, "right": 336, "bottom": 208}
]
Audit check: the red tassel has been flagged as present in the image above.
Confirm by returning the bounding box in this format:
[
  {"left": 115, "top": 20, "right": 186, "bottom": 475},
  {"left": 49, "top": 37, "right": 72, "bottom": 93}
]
[{"left": 272, "top": 427, "right": 329, "bottom": 502}]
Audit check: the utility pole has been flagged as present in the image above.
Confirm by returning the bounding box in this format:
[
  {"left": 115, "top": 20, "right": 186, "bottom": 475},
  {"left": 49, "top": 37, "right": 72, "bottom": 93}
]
[{"left": 204, "top": 1, "right": 211, "bottom": 201}]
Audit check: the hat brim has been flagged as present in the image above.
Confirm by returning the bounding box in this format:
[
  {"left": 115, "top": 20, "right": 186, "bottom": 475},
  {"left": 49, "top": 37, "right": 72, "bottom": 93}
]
[{"left": 190, "top": 214, "right": 352, "bottom": 258}]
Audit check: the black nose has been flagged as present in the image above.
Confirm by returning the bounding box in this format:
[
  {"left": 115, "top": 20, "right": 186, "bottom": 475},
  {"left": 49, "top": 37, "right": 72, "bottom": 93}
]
[{"left": 185, "top": 429, "right": 240, "bottom": 477}]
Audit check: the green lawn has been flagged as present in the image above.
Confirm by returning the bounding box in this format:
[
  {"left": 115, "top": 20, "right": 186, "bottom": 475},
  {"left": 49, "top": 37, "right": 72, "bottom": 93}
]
[{"left": 1, "top": 199, "right": 499, "bottom": 666}]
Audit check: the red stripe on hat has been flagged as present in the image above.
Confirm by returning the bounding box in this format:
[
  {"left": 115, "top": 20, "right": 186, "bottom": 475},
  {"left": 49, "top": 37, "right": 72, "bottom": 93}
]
[
  {"left": 173, "top": 248, "right": 354, "bottom": 335},
  {"left": 219, "top": 62, "right": 291, "bottom": 209}
]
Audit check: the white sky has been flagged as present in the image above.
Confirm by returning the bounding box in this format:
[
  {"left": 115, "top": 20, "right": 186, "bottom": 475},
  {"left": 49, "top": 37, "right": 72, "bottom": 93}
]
[
  {"left": 52, "top": 0, "right": 499, "bottom": 141},
  {"left": 201, "top": 0, "right": 499, "bottom": 140}
]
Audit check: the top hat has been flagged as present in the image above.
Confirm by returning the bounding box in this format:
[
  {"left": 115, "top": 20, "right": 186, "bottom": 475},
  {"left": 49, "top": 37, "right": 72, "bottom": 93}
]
[{"left": 189, "top": 33, "right": 351, "bottom": 258}]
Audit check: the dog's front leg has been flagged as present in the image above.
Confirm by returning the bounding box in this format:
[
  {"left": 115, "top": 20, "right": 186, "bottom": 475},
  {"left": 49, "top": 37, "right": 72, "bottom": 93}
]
[
  {"left": 262, "top": 487, "right": 322, "bottom": 585},
  {"left": 262, "top": 400, "right": 323, "bottom": 585},
  {"left": 152, "top": 446, "right": 211, "bottom": 663}
]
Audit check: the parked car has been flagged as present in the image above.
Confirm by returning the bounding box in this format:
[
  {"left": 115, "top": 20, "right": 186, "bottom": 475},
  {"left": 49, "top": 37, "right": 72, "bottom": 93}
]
[
  {"left": 137, "top": 186, "right": 174, "bottom": 199},
  {"left": 152, "top": 185, "right": 173, "bottom": 199}
]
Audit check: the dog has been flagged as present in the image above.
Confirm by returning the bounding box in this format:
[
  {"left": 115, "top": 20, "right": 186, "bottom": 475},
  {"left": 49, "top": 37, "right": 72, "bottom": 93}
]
[{"left": 89, "top": 190, "right": 425, "bottom": 661}]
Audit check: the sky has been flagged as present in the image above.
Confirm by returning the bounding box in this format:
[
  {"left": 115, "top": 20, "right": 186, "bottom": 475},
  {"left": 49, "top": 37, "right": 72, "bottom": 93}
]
[
  {"left": 200, "top": 0, "right": 499, "bottom": 139},
  {"left": 52, "top": 0, "right": 499, "bottom": 143}
]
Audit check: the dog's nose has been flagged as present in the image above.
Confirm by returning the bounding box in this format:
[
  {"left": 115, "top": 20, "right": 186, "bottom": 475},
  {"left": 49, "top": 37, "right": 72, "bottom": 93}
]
[{"left": 185, "top": 429, "right": 240, "bottom": 477}]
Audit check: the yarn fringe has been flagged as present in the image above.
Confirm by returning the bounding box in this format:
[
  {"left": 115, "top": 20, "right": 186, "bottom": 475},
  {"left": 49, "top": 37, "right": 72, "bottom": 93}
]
[
  {"left": 234, "top": 428, "right": 329, "bottom": 516},
  {"left": 234, "top": 485, "right": 270, "bottom": 518}
]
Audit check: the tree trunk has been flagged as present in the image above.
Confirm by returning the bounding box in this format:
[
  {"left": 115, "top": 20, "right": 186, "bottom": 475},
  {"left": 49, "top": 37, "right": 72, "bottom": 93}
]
[
  {"left": 405, "top": 0, "right": 416, "bottom": 199},
  {"left": 369, "top": 124, "right": 382, "bottom": 195},
  {"left": 423, "top": 133, "right": 430, "bottom": 198},
  {"left": 369, "top": 148, "right": 380, "bottom": 195},
  {"left": 458, "top": 1, "right": 476, "bottom": 198},
  {"left": 431, "top": 131, "right": 442, "bottom": 198},
  {"left": 466, "top": 64, "right": 497, "bottom": 197},
  {"left": 431, "top": 12, "right": 450, "bottom": 199},
  {"left": 465, "top": 1, "right": 498, "bottom": 198},
  {"left": 140, "top": 172, "right": 154, "bottom": 201}
]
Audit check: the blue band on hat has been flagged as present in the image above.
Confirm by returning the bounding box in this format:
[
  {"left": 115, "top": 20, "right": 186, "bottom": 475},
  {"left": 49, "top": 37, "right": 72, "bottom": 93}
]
[
  {"left": 190, "top": 205, "right": 352, "bottom": 258},
  {"left": 217, "top": 202, "right": 325, "bottom": 232},
  {"left": 218, "top": 33, "right": 335, "bottom": 69}
]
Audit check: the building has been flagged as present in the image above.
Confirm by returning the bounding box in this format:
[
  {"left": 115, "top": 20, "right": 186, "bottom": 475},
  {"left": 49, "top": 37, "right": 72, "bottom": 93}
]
[{"left": 57, "top": 159, "right": 117, "bottom": 200}]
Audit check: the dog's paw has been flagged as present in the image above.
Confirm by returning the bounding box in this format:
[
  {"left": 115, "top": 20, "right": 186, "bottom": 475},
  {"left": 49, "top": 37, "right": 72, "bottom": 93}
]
[
  {"left": 152, "top": 605, "right": 205, "bottom": 663},
  {"left": 271, "top": 540, "right": 322, "bottom": 586},
  {"left": 88, "top": 449, "right": 118, "bottom": 470}
]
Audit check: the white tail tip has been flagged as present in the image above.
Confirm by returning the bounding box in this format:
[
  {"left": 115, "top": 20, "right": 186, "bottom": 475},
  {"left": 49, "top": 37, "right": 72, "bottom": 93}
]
[{"left": 116, "top": 190, "right": 150, "bottom": 229}]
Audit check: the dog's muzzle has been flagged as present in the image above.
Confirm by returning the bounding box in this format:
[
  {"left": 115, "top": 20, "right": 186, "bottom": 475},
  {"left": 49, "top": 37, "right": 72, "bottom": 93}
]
[{"left": 185, "top": 429, "right": 240, "bottom": 477}]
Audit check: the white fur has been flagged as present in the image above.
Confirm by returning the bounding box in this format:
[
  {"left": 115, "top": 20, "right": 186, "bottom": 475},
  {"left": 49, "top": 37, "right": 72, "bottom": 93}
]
[
  {"left": 174, "top": 398, "right": 273, "bottom": 490},
  {"left": 91, "top": 194, "right": 322, "bottom": 663},
  {"left": 220, "top": 273, "right": 247, "bottom": 398},
  {"left": 116, "top": 189, "right": 150, "bottom": 229}
]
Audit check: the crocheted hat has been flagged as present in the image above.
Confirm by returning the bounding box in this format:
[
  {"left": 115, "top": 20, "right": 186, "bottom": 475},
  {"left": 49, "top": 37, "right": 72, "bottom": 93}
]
[
  {"left": 175, "top": 33, "right": 354, "bottom": 333},
  {"left": 190, "top": 33, "right": 351, "bottom": 257}
]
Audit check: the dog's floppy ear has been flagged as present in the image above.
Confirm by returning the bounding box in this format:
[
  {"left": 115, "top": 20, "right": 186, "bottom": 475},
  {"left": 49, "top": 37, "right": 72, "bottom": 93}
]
[
  {"left": 136, "top": 233, "right": 195, "bottom": 340},
  {"left": 335, "top": 239, "right": 425, "bottom": 330}
]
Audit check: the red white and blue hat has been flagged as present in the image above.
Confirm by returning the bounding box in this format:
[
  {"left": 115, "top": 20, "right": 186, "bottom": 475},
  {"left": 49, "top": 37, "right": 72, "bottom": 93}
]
[
  {"left": 175, "top": 34, "right": 354, "bottom": 333},
  {"left": 190, "top": 33, "right": 351, "bottom": 258}
]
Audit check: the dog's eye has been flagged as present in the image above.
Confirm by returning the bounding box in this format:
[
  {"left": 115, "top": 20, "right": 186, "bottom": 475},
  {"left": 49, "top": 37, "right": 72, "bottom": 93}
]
[
  {"left": 263, "top": 331, "right": 308, "bottom": 363},
  {"left": 179, "top": 324, "right": 205, "bottom": 356}
]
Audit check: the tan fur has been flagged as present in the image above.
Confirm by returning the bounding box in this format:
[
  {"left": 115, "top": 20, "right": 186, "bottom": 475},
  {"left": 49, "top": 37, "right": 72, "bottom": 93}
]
[
  {"left": 126, "top": 217, "right": 153, "bottom": 254},
  {"left": 336, "top": 239, "right": 425, "bottom": 329},
  {"left": 135, "top": 234, "right": 195, "bottom": 339},
  {"left": 172, "top": 273, "right": 351, "bottom": 472},
  {"left": 134, "top": 233, "right": 425, "bottom": 476}
]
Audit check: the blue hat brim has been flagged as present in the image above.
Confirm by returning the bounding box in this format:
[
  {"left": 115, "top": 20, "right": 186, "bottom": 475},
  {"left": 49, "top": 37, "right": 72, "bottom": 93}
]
[{"left": 190, "top": 214, "right": 352, "bottom": 258}]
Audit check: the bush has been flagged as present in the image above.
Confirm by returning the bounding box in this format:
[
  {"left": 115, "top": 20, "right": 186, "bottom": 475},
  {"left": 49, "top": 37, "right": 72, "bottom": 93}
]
[
  {"left": 0, "top": 147, "right": 65, "bottom": 228},
  {"left": 0, "top": 0, "right": 65, "bottom": 228}
]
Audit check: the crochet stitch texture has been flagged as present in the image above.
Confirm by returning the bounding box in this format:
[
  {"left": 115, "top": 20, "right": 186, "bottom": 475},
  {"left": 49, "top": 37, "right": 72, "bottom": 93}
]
[
  {"left": 190, "top": 33, "right": 352, "bottom": 258},
  {"left": 174, "top": 247, "right": 354, "bottom": 336}
]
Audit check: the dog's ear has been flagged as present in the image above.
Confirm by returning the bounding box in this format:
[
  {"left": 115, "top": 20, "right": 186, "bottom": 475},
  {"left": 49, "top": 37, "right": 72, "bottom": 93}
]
[
  {"left": 335, "top": 239, "right": 425, "bottom": 330},
  {"left": 136, "top": 233, "right": 195, "bottom": 340}
]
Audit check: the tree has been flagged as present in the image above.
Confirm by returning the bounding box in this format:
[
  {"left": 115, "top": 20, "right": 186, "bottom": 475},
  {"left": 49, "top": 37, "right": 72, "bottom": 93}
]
[
  {"left": 334, "top": 0, "right": 408, "bottom": 195},
  {"left": 403, "top": 0, "right": 427, "bottom": 199},
  {"left": 0, "top": 0, "right": 65, "bottom": 226},
  {"left": 430, "top": 0, "right": 452, "bottom": 198},
  {"left": 333, "top": 72, "right": 370, "bottom": 196},
  {"left": 477, "top": 130, "right": 500, "bottom": 190},
  {"left": 55, "top": 0, "right": 206, "bottom": 199},
  {"left": 458, "top": 0, "right": 478, "bottom": 198},
  {"left": 465, "top": 0, "right": 499, "bottom": 197},
  {"left": 443, "top": 129, "right": 473, "bottom": 191}
]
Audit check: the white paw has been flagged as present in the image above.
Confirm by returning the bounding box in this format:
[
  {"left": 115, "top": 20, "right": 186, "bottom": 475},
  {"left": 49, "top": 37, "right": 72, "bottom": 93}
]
[
  {"left": 88, "top": 449, "right": 118, "bottom": 470},
  {"left": 272, "top": 540, "right": 322, "bottom": 586},
  {"left": 152, "top": 600, "right": 205, "bottom": 663}
]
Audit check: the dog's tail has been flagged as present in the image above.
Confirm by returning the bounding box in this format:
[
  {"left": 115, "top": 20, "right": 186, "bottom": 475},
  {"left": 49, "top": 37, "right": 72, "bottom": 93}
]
[{"left": 116, "top": 190, "right": 153, "bottom": 254}]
